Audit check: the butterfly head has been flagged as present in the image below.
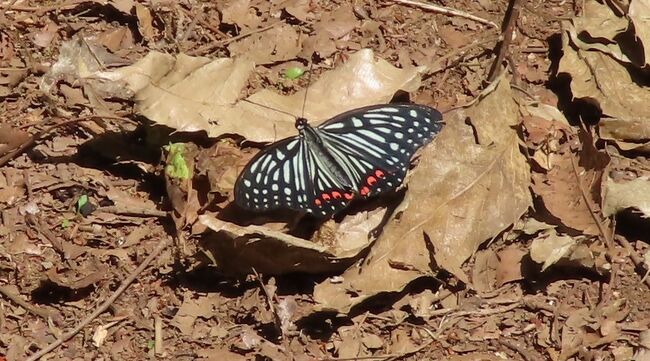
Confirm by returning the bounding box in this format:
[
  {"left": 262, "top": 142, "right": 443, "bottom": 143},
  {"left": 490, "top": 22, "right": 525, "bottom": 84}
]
[{"left": 295, "top": 117, "right": 308, "bottom": 131}]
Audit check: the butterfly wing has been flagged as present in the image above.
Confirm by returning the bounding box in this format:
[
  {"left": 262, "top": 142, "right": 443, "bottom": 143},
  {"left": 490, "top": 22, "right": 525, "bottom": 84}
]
[
  {"left": 316, "top": 104, "right": 443, "bottom": 198},
  {"left": 234, "top": 137, "right": 309, "bottom": 213},
  {"left": 234, "top": 136, "right": 352, "bottom": 215},
  {"left": 235, "top": 103, "right": 443, "bottom": 217}
]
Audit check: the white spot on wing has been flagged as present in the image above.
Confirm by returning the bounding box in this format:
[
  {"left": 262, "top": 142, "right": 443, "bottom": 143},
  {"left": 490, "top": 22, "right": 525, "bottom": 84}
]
[
  {"left": 286, "top": 139, "right": 299, "bottom": 151},
  {"left": 323, "top": 122, "right": 345, "bottom": 130},
  {"left": 390, "top": 143, "right": 399, "bottom": 151},
  {"left": 395, "top": 132, "right": 404, "bottom": 139},
  {"left": 352, "top": 117, "right": 363, "bottom": 127},
  {"left": 369, "top": 107, "right": 398, "bottom": 113},
  {"left": 284, "top": 188, "right": 292, "bottom": 195},
  {"left": 243, "top": 180, "right": 251, "bottom": 187},
  {"left": 363, "top": 113, "right": 391, "bottom": 119},
  {"left": 410, "top": 110, "right": 418, "bottom": 117}
]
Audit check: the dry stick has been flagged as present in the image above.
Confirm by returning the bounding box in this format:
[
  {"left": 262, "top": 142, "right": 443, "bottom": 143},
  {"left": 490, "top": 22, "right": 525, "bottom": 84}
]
[
  {"left": 0, "top": 115, "right": 134, "bottom": 167},
  {"left": 498, "top": 338, "right": 539, "bottom": 361},
  {"left": 616, "top": 234, "right": 650, "bottom": 289},
  {"left": 487, "top": 0, "right": 524, "bottom": 82},
  {"left": 187, "top": 22, "right": 282, "bottom": 56},
  {"left": 393, "top": 0, "right": 498, "bottom": 28},
  {"left": 25, "top": 237, "right": 171, "bottom": 361},
  {"left": 2, "top": 0, "right": 84, "bottom": 12},
  {"left": 0, "top": 286, "right": 54, "bottom": 321}
]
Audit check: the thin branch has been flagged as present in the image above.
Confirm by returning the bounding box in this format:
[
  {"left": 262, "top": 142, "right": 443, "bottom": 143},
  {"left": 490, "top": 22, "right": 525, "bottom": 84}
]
[
  {"left": 0, "top": 286, "right": 56, "bottom": 321},
  {"left": 487, "top": 0, "right": 524, "bottom": 81},
  {"left": 25, "top": 237, "right": 171, "bottom": 361},
  {"left": 0, "top": 115, "right": 135, "bottom": 167},
  {"left": 393, "top": 0, "right": 498, "bottom": 29},
  {"left": 187, "top": 22, "right": 282, "bottom": 56}
]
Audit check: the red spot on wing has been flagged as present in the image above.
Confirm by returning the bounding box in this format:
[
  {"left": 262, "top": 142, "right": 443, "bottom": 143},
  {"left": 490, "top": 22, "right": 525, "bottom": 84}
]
[
  {"left": 315, "top": 199, "right": 322, "bottom": 206},
  {"left": 375, "top": 169, "right": 385, "bottom": 178},
  {"left": 332, "top": 191, "right": 342, "bottom": 199},
  {"left": 367, "top": 175, "right": 377, "bottom": 186},
  {"left": 360, "top": 186, "right": 370, "bottom": 196},
  {"left": 322, "top": 194, "right": 331, "bottom": 201},
  {"left": 344, "top": 192, "right": 354, "bottom": 200}
]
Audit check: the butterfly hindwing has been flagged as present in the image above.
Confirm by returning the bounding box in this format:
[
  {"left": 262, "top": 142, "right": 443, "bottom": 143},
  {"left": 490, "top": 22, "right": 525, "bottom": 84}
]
[{"left": 316, "top": 104, "right": 443, "bottom": 197}]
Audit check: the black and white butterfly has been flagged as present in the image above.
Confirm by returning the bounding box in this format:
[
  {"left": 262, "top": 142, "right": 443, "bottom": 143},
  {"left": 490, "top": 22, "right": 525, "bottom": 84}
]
[{"left": 234, "top": 104, "right": 443, "bottom": 217}]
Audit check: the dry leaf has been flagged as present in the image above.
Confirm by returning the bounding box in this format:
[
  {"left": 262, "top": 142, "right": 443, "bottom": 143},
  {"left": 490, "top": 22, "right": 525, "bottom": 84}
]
[
  {"left": 471, "top": 249, "right": 498, "bottom": 293},
  {"left": 99, "top": 49, "right": 423, "bottom": 142},
  {"left": 495, "top": 246, "right": 526, "bottom": 286},
  {"left": 313, "top": 76, "right": 531, "bottom": 313},
  {"left": 531, "top": 130, "right": 609, "bottom": 235},
  {"left": 530, "top": 230, "right": 575, "bottom": 271},
  {"left": 603, "top": 176, "right": 650, "bottom": 218},
  {"left": 135, "top": 3, "right": 156, "bottom": 41},
  {"left": 199, "top": 216, "right": 372, "bottom": 274},
  {"left": 227, "top": 24, "right": 301, "bottom": 64},
  {"left": 559, "top": 1, "right": 650, "bottom": 150}
]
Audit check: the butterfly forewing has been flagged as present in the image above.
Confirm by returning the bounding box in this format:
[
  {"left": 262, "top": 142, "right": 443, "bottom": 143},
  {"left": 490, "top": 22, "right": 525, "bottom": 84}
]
[
  {"left": 234, "top": 103, "right": 443, "bottom": 217},
  {"left": 235, "top": 137, "right": 308, "bottom": 212},
  {"left": 316, "top": 104, "right": 442, "bottom": 196}
]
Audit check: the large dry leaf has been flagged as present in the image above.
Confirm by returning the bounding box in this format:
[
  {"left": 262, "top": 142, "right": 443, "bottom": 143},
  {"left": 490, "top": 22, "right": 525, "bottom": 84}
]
[
  {"left": 313, "top": 77, "right": 531, "bottom": 313},
  {"left": 559, "top": 0, "right": 650, "bottom": 150},
  {"left": 531, "top": 130, "right": 610, "bottom": 235},
  {"left": 603, "top": 176, "right": 650, "bottom": 217},
  {"left": 199, "top": 215, "right": 380, "bottom": 274},
  {"left": 99, "top": 49, "right": 423, "bottom": 142}
]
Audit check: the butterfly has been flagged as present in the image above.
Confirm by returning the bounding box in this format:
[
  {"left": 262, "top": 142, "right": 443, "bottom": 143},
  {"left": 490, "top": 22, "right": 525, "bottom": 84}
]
[{"left": 234, "top": 104, "right": 443, "bottom": 217}]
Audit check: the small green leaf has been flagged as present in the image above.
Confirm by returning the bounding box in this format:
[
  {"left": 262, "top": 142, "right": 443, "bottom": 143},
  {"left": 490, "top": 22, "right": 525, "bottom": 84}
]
[
  {"left": 164, "top": 143, "right": 191, "bottom": 179},
  {"left": 147, "top": 340, "right": 155, "bottom": 349},
  {"left": 284, "top": 67, "right": 305, "bottom": 80},
  {"left": 61, "top": 218, "right": 71, "bottom": 229},
  {"left": 76, "top": 195, "right": 88, "bottom": 213}
]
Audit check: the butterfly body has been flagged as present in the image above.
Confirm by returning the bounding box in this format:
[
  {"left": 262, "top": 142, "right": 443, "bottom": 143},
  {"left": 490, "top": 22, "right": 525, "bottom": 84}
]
[{"left": 235, "top": 104, "right": 443, "bottom": 217}]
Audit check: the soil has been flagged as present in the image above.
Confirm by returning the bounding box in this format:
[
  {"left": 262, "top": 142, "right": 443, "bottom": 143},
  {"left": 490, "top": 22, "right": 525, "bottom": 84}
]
[{"left": 1, "top": 0, "right": 649, "bottom": 360}]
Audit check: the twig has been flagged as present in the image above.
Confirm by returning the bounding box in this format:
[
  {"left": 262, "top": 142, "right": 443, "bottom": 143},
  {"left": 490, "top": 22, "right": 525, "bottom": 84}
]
[
  {"left": 487, "top": 0, "right": 524, "bottom": 81},
  {"left": 567, "top": 151, "right": 612, "bottom": 248},
  {"left": 187, "top": 22, "right": 282, "bottom": 56},
  {"left": 0, "top": 115, "right": 136, "bottom": 167},
  {"left": 0, "top": 286, "right": 55, "bottom": 321},
  {"left": 558, "top": 332, "right": 620, "bottom": 361},
  {"left": 393, "top": 0, "right": 498, "bottom": 29},
  {"left": 498, "top": 338, "right": 540, "bottom": 361},
  {"left": 251, "top": 269, "right": 283, "bottom": 338},
  {"left": 2, "top": 0, "right": 85, "bottom": 12},
  {"left": 615, "top": 235, "right": 650, "bottom": 289},
  {"left": 97, "top": 206, "right": 168, "bottom": 218},
  {"left": 25, "top": 237, "right": 171, "bottom": 361}
]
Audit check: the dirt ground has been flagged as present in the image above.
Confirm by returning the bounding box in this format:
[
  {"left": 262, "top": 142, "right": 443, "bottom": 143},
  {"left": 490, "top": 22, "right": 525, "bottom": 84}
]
[{"left": 1, "top": 0, "right": 650, "bottom": 360}]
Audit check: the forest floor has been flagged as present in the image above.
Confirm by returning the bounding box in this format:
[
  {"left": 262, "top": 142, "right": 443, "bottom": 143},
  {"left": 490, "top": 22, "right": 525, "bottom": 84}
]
[{"left": 1, "top": 0, "right": 650, "bottom": 360}]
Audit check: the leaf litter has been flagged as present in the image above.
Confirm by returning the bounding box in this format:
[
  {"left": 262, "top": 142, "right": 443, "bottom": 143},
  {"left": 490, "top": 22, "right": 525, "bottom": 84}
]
[{"left": 2, "top": 0, "right": 650, "bottom": 360}]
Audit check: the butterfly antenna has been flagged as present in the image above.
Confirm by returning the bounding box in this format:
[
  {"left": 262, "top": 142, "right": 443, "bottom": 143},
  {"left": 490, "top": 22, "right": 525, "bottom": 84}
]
[
  {"left": 300, "top": 61, "right": 315, "bottom": 119},
  {"left": 242, "top": 99, "right": 298, "bottom": 119}
]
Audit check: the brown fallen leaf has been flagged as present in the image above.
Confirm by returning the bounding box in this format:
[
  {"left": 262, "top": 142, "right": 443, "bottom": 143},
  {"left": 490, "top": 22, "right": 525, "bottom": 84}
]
[
  {"left": 559, "top": 1, "right": 650, "bottom": 150},
  {"left": 603, "top": 176, "right": 650, "bottom": 218},
  {"left": 228, "top": 24, "right": 301, "bottom": 64},
  {"left": 531, "top": 129, "right": 610, "bottom": 235},
  {"left": 495, "top": 246, "right": 526, "bottom": 287},
  {"left": 98, "top": 48, "right": 423, "bottom": 142},
  {"left": 313, "top": 76, "right": 531, "bottom": 313},
  {"left": 199, "top": 215, "right": 373, "bottom": 274},
  {"left": 221, "top": 0, "right": 263, "bottom": 30}
]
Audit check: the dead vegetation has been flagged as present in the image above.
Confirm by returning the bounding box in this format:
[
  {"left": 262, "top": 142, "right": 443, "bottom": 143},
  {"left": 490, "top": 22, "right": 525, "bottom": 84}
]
[{"left": 1, "top": 0, "right": 650, "bottom": 360}]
